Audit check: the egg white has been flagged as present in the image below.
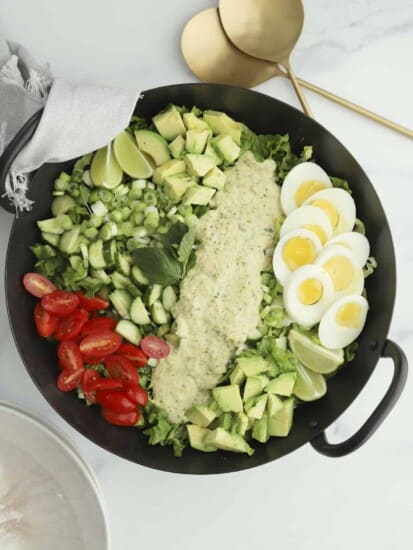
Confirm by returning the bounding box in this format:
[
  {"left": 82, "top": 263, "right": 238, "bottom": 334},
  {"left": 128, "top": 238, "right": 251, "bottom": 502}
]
[
  {"left": 327, "top": 232, "right": 370, "bottom": 268},
  {"left": 280, "top": 204, "right": 333, "bottom": 244},
  {"left": 305, "top": 188, "right": 356, "bottom": 235},
  {"left": 281, "top": 162, "right": 332, "bottom": 215},
  {"left": 315, "top": 245, "right": 364, "bottom": 299}
]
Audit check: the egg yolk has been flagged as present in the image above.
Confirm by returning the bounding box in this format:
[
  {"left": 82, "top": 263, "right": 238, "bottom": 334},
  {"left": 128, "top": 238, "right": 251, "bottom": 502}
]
[
  {"left": 310, "top": 199, "right": 339, "bottom": 229},
  {"left": 322, "top": 256, "right": 354, "bottom": 291},
  {"left": 335, "top": 302, "right": 362, "bottom": 328},
  {"left": 298, "top": 278, "right": 323, "bottom": 305},
  {"left": 295, "top": 180, "right": 328, "bottom": 206},
  {"left": 282, "top": 237, "right": 318, "bottom": 271},
  {"left": 304, "top": 224, "right": 328, "bottom": 244}
]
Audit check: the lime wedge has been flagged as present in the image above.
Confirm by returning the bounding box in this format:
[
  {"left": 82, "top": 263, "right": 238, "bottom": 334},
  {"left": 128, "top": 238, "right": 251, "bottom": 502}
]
[
  {"left": 113, "top": 131, "right": 154, "bottom": 179},
  {"left": 293, "top": 362, "right": 327, "bottom": 402},
  {"left": 90, "top": 144, "right": 123, "bottom": 189},
  {"left": 288, "top": 329, "right": 344, "bottom": 374}
]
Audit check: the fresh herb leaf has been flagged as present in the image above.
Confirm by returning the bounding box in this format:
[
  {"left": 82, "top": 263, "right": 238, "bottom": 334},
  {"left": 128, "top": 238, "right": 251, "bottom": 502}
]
[
  {"left": 344, "top": 341, "right": 358, "bottom": 362},
  {"left": 354, "top": 218, "right": 366, "bottom": 235},
  {"left": 133, "top": 247, "right": 183, "bottom": 286},
  {"left": 331, "top": 176, "right": 352, "bottom": 194},
  {"left": 143, "top": 403, "right": 188, "bottom": 456},
  {"left": 162, "top": 221, "right": 188, "bottom": 247},
  {"left": 364, "top": 256, "right": 377, "bottom": 278},
  {"left": 178, "top": 228, "right": 196, "bottom": 267},
  {"left": 30, "top": 243, "right": 56, "bottom": 260},
  {"left": 35, "top": 256, "right": 66, "bottom": 278}
]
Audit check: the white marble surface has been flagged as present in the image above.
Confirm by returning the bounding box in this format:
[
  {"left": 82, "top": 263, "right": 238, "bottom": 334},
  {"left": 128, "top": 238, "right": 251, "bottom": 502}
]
[{"left": 1, "top": 0, "right": 413, "bottom": 548}]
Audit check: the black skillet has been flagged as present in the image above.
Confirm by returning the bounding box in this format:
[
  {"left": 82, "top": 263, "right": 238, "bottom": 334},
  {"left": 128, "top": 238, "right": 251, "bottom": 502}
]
[{"left": 0, "top": 84, "right": 407, "bottom": 474}]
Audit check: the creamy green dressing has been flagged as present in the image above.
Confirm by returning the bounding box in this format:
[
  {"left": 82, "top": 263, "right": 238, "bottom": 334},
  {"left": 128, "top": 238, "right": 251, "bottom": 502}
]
[{"left": 152, "top": 152, "right": 281, "bottom": 423}]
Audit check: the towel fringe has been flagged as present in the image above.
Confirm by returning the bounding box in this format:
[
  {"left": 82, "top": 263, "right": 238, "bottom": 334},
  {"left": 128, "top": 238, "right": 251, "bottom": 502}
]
[
  {"left": 0, "top": 55, "right": 24, "bottom": 88},
  {"left": 3, "top": 172, "right": 34, "bottom": 214}
]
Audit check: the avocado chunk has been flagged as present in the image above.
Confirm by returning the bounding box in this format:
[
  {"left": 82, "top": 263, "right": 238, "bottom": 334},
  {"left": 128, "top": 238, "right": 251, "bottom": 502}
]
[
  {"left": 204, "top": 428, "right": 254, "bottom": 455},
  {"left": 204, "top": 139, "right": 223, "bottom": 166},
  {"left": 232, "top": 412, "right": 249, "bottom": 437},
  {"left": 184, "top": 185, "right": 216, "bottom": 206},
  {"left": 186, "top": 405, "right": 217, "bottom": 427},
  {"left": 185, "top": 129, "right": 210, "bottom": 154},
  {"left": 268, "top": 398, "right": 294, "bottom": 437},
  {"left": 187, "top": 425, "right": 217, "bottom": 452},
  {"left": 183, "top": 112, "right": 210, "bottom": 131},
  {"left": 213, "top": 134, "right": 241, "bottom": 164},
  {"left": 168, "top": 135, "right": 186, "bottom": 159},
  {"left": 252, "top": 412, "right": 269, "bottom": 443},
  {"left": 152, "top": 105, "right": 186, "bottom": 141},
  {"left": 203, "top": 110, "right": 242, "bottom": 144},
  {"left": 265, "top": 372, "right": 297, "bottom": 397},
  {"left": 184, "top": 153, "right": 217, "bottom": 177},
  {"left": 212, "top": 385, "right": 243, "bottom": 413},
  {"left": 153, "top": 159, "right": 186, "bottom": 185},
  {"left": 164, "top": 173, "right": 196, "bottom": 201},
  {"left": 215, "top": 412, "right": 234, "bottom": 431},
  {"left": 245, "top": 394, "right": 268, "bottom": 420},
  {"left": 134, "top": 130, "right": 170, "bottom": 166},
  {"left": 229, "top": 363, "right": 246, "bottom": 385},
  {"left": 267, "top": 393, "right": 283, "bottom": 416},
  {"left": 243, "top": 375, "right": 270, "bottom": 402},
  {"left": 202, "top": 166, "right": 227, "bottom": 190},
  {"left": 237, "top": 356, "right": 270, "bottom": 377}
]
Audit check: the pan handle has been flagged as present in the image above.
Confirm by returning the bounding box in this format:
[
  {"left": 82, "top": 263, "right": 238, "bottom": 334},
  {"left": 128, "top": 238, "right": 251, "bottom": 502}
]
[
  {"left": 310, "top": 339, "right": 407, "bottom": 457},
  {"left": 0, "top": 109, "right": 43, "bottom": 213}
]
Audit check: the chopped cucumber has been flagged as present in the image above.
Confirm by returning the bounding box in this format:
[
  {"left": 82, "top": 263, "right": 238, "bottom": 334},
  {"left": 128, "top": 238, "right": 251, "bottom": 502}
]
[
  {"left": 162, "top": 286, "right": 177, "bottom": 311},
  {"left": 88, "top": 240, "right": 106, "bottom": 269},
  {"left": 111, "top": 272, "right": 133, "bottom": 289},
  {"left": 146, "top": 284, "right": 162, "bottom": 306},
  {"left": 130, "top": 297, "right": 151, "bottom": 325},
  {"left": 41, "top": 232, "right": 60, "bottom": 247},
  {"left": 109, "top": 290, "right": 132, "bottom": 318},
  {"left": 51, "top": 195, "right": 76, "bottom": 216},
  {"left": 151, "top": 301, "right": 169, "bottom": 325},
  {"left": 131, "top": 265, "right": 149, "bottom": 286},
  {"left": 59, "top": 226, "right": 81, "bottom": 254},
  {"left": 115, "top": 319, "right": 141, "bottom": 345}
]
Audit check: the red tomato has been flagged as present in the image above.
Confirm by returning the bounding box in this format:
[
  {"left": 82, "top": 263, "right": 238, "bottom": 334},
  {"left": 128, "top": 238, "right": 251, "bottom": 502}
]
[
  {"left": 88, "top": 378, "right": 123, "bottom": 391},
  {"left": 140, "top": 336, "right": 170, "bottom": 359},
  {"left": 95, "top": 390, "right": 136, "bottom": 413},
  {"left": 75, "top": 292, "right": 109, "bottom": 311},
  {"left": 81, "top": 369, "right": 101, "bottom": 403},
  {"left": 57, "top": 368, "right": 83, "bottom": 392},
  {"left": 54, "top": 309, "right": 89, "bottom": 341},
  {"left": 118, "top": 343, "right": 147, "bottom": 367},
  {"left": 79, "top": 331, "right": 122, "bottom": 358},
  {"left": 124, "top": 384, "right": 148, "bottom": 407},
  {"left": 104, "top": 355, "right": 139, "bottom": 386},
  {"left": 41, "top": 290, "right": 80, "bottom": 317},
  {"left": 85, "top": 357, "right": 105, "bottom": 365},
  {"left": 23, "top": 272, "right": 56, "bottom": 298},
  {"left": 57, "top": 340, "right": 83, "bottom": 371},
  {"left": 81, "top": 317, "right": 116, "bottom": 337},
  {"left": 34, "top": 303, "right": 58, "bottom": 337},
  {"left": 101, "top": 408, "right": 140, "bottom": 427}
]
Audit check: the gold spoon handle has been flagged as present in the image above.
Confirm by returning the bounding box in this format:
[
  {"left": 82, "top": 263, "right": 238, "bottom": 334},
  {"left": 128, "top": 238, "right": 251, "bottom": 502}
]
[
  {"left": 297, "top": 77, "right": 413, "bottom": 138},
  {"left": 284, "top": 65, "right": 314, "bottom": 118}
]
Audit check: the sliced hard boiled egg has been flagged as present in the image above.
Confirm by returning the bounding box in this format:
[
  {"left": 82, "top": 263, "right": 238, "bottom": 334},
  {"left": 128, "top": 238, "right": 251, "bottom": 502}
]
[
  {"left": 318, "top": 294, "right": 369, "bottom": 349},
  {"left": 327, "top": 232, "right": 370, "bottom": 268},
  {"left": 280, "top": 162, "right": 332, "bottom": 214},
  {"left": 283, "top": 265, "right": 335, "bottom": 328},
  {"left": 280, "top": 205, "right": 333, "bottom": 245},
  {"left": 273, "top": 228, "right": 322, "bottom": 286},
  {"left": 305, "top": 188, "right": 356, "bottom": 235},
  {"left": 315, "top": 245, "right": 364, "bottom": 298}
]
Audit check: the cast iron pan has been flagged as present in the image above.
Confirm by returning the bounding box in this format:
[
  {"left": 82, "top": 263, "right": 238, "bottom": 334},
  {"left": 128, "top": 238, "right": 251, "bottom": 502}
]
[{"left": 0, "top": 84, "right": 408, "bottom": 474}]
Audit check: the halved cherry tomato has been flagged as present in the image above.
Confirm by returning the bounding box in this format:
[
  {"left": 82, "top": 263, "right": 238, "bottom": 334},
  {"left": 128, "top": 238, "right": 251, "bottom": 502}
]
[
  {"left": 95, "top": 390, "right": 136, "bottom": 413},
  {"left": 104, "top": 355, "right": 139, "bottom": 386},
  {"left": 54, "top": 309, "right": 89, "bottom": 341},
  {"left": 124, "top": 384, "right": 148, "bottom": 407},
  {"left": 41, "top": 290, "right": 80, "bottom": 317},
  {"left": 57, "top": 340, "right": 83, "bottom": 371},
  {"left": 81, "top": 369, "right": 101, "bottom": 403},
  {"left": 23, "top": 273, "right": 56, "bottom": 298},
  {"left": 101, "top": 407, "right": 140, "bottom": 427},
  {"left": 79, "top": 331, "right": 122, "bottom": 358},
  {"left": 85, "top": 357, "right": 106, "bottom": 365},
  {"left": 34, "top": 303, "right": 58, "bottom": 337},
  {"left": 140, "top": 336, "right": 170, "bottom": 359},
  {"left": 88, "top": 378, "right": 123, "bottom": 392},
  {"left": 81, "top": 317, "right": 116, "bottom": 337},
  {"left": 75, "top": 292, "right": 109, "bottom": 311},
  {"left": 57, "top": 368, "right": 83, "bottom": 392},
  {"left": 118, "top": 343, "right": 147, "bottom": 367}
]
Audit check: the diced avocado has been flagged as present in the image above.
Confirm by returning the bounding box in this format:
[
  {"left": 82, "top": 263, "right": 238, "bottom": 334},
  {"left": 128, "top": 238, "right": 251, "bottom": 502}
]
[
  {"left": 153, "top": 159, "right": 186, "bottom": 185},
  {"left": 212, "top": 385, "right": 243, "bottom": 413},
  {"left": 185, "top": 129, "right": 210, "bottom": 154},
  {"left": 152, "top": 105, "right": 186, "bottom": 141},
  {"left": 243, "top": 375, "right": 270, "bottom": 402},
  {"left": 41, "top": 232, "right": 60, "bottom": 247},
  {"left": 59, "top": 226, "right": 81, "bottom": 254},
  {"left": 232, "top": 412, "right": 249, "bottom": 437},
  {"left": 168, "top": 135, "right": 186, "bottom": 159},
  {"left": 209, "top": 399, "right": 222, "bottom": 415},
  {"left": 203, "top": 110, "right": 242, "bottom": 144},
  {"left": 183, "top": 112, "right": 210, "bottom": 131},
  {"left": 268, "top": 398, "right": 294, "bottom": 437},
  {"left": 252, "top": 412, "right": 269, "bottom": 443},
  {"left": 130, "top": 296, "right": 151, "bottom": 325},
  {"left": 184, "top": 185, "right": 216, "bottom": 206},
  {"left": 184, "top": 153, "right": 217, "bottom": 177},
  {"left": 267, "top": 393, "right": 283, "bottom": 416},
  {"left": 204, "top": 139, "right": 223, "bottom": 166},
  {"left": 135, "top": 129, "right": 171, "bottom": 166},
  {"left": 186, "top": 425, "right": 217, "bottom": 452},
  {"left": 213, "top": 134, "right": 241, "bottom": 164},
  {"left": 202, "top": 166, "right": 226, "bottom": 190},
  {"left": 229, "top": 364, "right": 246, "bottom": 385},
  {"left": 245, "top": 394, "right": 268, "bottom": 420},
  {"left": 204, "top": 428, "right": 254, "bottom": 455},
  {"left": 164, "top": 173, "right": 196, "bottom": 201},
  {"left": 237, "top": 356, "right": 270, "bottom": 377},
  {"left": 265, "top": 372, "right": 297, "bottom": 397},
  {"left": 216, "top": 412, "right": 234, "bottom": 431},
  {"left": 186, "top": 405, "right": 217, "bottom": 427}
]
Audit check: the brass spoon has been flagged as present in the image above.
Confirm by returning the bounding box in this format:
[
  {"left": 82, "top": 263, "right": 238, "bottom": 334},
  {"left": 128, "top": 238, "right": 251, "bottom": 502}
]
[
  {"left": 181, "top": 9, "right": 413, "bottom": 139},
  {"left": 219, "top": 0, "right": 313, "bottom": 117}
]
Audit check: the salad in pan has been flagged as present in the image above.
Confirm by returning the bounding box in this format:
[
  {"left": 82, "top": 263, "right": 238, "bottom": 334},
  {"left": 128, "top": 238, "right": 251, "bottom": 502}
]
[{"left": 22, "top": 105, "right": 376, "bottom": 456}]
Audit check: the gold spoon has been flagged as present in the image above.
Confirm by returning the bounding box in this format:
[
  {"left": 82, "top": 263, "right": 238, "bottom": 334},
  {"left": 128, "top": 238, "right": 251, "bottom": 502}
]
[
  {"left": 181, "top": 9, "right": 413, "bottom": 139},
  {"left": 219, "top": 0, "right": 313, "bottom": 117}
]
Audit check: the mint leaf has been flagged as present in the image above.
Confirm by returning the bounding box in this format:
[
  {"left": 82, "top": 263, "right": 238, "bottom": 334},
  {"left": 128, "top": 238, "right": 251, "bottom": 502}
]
[
  {"left": 162, "top": 221, "right": 188, "bottom": 247},
  {"left": 178, "top": 228, "right": 196, "bottom": 267},
  {"left": 133, "top": 247, "right": 183, "bottom": 286}
]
